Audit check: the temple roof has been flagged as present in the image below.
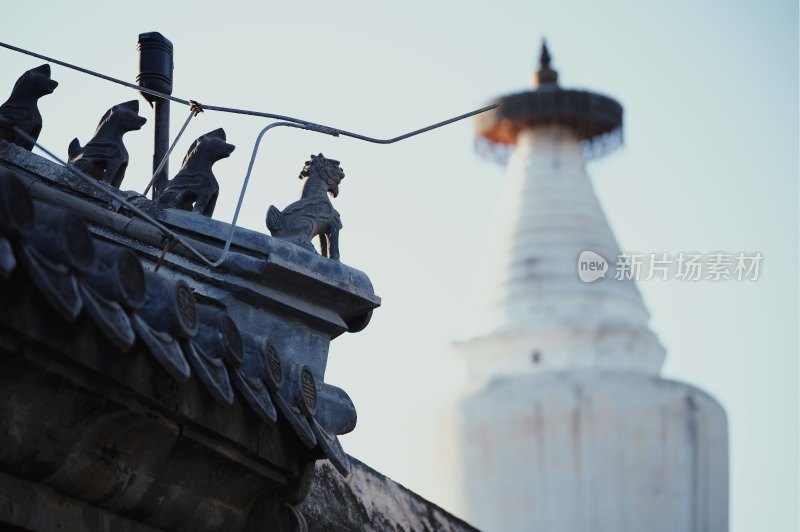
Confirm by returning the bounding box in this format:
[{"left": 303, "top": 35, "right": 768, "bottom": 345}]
[{"left": 0, "top": 125, "right": 384, "bottom": 527}]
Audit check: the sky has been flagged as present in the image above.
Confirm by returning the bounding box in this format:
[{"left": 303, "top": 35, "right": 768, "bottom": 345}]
[{"left": 2, "top": 1, "right": 797, "bottom": 531}]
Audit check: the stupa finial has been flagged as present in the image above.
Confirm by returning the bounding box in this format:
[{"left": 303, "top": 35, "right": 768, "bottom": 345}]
[{"left": 535, "top": 39, "right": 558, "bottom": 86}]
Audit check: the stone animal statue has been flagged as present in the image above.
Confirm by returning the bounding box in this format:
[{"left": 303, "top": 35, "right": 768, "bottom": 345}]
[
  {"left": 266, "top": 153, "right": 345, "bottom": 261},
  {"left": 0, "top": 64, "right": 58, "bottom": 150},
  {"left": 154, "top": 128, "right": 235, "bottom": 217},
  {"left": 67, "top": 100, "right": 147, "bottom": 188}
]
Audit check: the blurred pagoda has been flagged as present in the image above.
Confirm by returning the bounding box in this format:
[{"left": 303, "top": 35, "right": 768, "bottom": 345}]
[{"left": 455, "top": 41, "right": 729, "bottom": 532}]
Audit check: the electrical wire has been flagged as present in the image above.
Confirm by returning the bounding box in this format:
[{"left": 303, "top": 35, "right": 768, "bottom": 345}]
[
  {"left": 0, "top": 40, "right": 496, "bottom": 144},
  {"left": 143, "top": 102, "right": 203, "bottom": 198}
]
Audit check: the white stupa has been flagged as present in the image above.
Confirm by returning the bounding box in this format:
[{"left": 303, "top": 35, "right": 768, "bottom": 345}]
[{"left": 456, "top": 43, "right": 728, "bottom": 532}]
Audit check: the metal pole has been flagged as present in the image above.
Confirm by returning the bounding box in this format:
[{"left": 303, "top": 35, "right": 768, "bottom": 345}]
[
  {"left": 137, "top": 32, "right": 174, "bottom": 199},
  {"left": 153, "top": 99, "right": 170, "bottom": 196}
]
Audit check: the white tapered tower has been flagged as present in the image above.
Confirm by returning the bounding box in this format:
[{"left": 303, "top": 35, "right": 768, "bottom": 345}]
[{"left": 456, "top": 43, "right": 728, "bottom": 532}]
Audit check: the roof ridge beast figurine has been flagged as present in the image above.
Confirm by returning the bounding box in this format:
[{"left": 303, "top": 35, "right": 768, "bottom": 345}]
[
  {"left": 0, "top": 64, "right": 58, "bottom": 150},
  {"left": 154, "top": 128, "right": 235, "bottom": 217},
  {"left": 267, "top": 153, "right": 344, "bottom": 261},
  {"left": 67, "top": 100, "right": 147, "bottom": 189}
]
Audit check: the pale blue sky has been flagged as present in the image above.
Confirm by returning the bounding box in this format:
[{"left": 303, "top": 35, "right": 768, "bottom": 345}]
[{"left": 2, "top": 1, "right": 797, "bottom": 530}]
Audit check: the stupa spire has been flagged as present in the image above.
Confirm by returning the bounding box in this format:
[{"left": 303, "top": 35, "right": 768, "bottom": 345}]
[{"left": 535, "top": 39, "right": 558, "bottom": 86}]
